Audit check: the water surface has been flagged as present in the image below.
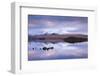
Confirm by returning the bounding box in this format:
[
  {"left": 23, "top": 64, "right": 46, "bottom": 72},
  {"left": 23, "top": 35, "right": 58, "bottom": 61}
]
[{"left": 28, "top": 42, "right": 88, "bottom": 60}]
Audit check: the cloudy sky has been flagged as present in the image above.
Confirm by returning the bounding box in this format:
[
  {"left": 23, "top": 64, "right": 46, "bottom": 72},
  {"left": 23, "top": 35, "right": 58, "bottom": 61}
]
[{"left": 28, "top": 15, "right": 88, "bottom": 35}]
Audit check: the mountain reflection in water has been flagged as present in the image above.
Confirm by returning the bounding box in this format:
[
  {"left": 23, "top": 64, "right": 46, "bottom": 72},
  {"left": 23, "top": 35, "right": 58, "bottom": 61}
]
[{"left": 28, "top": 41, "right": 88, "bottom": 60}]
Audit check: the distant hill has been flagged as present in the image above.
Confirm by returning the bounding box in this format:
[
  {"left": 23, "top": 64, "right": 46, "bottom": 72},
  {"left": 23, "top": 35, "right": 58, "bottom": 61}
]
[{"left": 28, "top": 34, "right": 88, "bottom": 43}]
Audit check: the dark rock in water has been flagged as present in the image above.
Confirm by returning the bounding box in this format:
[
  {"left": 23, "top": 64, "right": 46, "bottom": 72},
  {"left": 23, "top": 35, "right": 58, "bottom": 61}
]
[
  {"left": 42, "top": 47, "right": 54, "bottom": 51},
  {"left": 64, "top": 37, "right": 88, "bottom": 43},
  {"left": 32, "top": 48, "right": 34, "bottom": 50},
  {"left": 43, "top": 47, "right": 47, "bottom": 50},
  {"left": 50, "top": 47, "right": 54, "bottom": 49}
]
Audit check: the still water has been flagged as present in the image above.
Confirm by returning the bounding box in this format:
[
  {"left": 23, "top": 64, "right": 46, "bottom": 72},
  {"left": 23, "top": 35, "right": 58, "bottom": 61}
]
[{"left": 28, "top": 42, "right": 88, "bottom": 61}]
